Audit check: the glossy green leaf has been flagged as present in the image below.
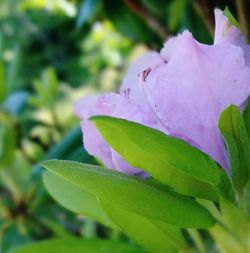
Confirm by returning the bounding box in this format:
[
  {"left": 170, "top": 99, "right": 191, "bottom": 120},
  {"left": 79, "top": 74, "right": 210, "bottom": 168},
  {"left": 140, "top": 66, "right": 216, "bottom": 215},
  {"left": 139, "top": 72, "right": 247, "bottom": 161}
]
[
  {"left": 8, "top": 238, "right": 145, "bottom": 253},
  {"left": 218, "top": 105, "right": 250, "bottom": 193},
  {"left": 91, "top": 116, "right": 234, "bottom": 202},
  {"left": 41, "top": 160, "right": 216, "bottom": 228},
  {"left": 101, "top": 199, "right": 185, "bottom": 253},
  {"left": 43, "top": 171, "right": 117, "bottom": 228}
]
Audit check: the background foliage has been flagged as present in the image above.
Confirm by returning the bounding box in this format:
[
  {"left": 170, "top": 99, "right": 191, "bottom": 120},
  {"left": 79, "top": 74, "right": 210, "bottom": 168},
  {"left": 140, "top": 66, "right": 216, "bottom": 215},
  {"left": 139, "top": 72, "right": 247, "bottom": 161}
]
[{"left": 0, "top": 0, "right": 249, "bottom": 252}]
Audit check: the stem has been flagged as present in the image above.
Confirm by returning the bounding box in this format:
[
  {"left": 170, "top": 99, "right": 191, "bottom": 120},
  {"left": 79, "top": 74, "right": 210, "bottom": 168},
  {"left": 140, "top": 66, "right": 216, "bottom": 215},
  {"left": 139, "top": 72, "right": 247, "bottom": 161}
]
[
  {"left": 196, "top": 199, "right": 224, "bottom": 223},
  {"left": 122, "top": 0, "right": 169, "bottom": 39},
  {"left": 234, "top": 0, "right": 249, "bottom": 38},
  {"left": 17, "top": 216, "right": 27, "bottom": 235},
  {"left": 188, "top": 229, "right": 207, "bottom": 253},
  {"left": 238, "top": 191, "right": 245, "bottom": 213}
]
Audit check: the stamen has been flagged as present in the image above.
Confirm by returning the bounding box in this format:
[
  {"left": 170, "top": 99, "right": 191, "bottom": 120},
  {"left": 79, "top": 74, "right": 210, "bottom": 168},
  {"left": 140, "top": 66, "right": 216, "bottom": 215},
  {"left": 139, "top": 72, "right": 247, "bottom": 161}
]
[
  {"left": 139, "top": 68, "right": 170, "bottom": 133},
  {"left": 141, "top": 67, "right": 152, "bottom": 82},
  {"left": 123, "top": 88, "right": 131, "bottom": 98}
]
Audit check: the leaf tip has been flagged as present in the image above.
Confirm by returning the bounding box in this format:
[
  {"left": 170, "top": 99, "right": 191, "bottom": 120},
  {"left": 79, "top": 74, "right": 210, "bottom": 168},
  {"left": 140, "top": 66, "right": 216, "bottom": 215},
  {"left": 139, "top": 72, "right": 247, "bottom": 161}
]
[{"left": 40, "top": 159, "right": 59, "bottom": 171}]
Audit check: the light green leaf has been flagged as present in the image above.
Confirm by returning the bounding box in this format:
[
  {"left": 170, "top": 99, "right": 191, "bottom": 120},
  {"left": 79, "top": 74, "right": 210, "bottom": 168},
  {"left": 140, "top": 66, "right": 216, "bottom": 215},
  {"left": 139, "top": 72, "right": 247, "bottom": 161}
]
[
  {"left": 210, "top": 224, "right": 247, "bottom": 253},
  {"left": 43, "top": 171, "right": 117, "bottom": 229},
  {"left": 218, "top": 105, "right": 250, "bottom": 194},
  {"left": 43, "top": 67, "right": 58, "bottom": 99},
  {"left": 101, "top": 199, "right": 185, "bottom": 253},
  {"left": 91, "top": 116, "right": 234, "bottom": 202},
  {"left": 219, "top": 198, "right": 248, "bottom": 245},
  {"left": 8, "top": 238, "right": 145, "bottom": 253},
  {"left": 224, "top": 7, "right": 241, "bottom": 30},
  {"left": 28, "top": 67, "right": 59, "bottom": 107},
  {"left": 41, "top": 160, "right": 216, "bottom": 228}
]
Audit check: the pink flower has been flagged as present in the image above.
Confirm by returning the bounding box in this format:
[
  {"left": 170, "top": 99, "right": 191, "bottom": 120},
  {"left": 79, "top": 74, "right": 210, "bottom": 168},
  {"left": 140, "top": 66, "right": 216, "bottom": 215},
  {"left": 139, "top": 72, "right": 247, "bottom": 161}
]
[{"left": 74, "top": 9, "right": 250, "bottom": 173}]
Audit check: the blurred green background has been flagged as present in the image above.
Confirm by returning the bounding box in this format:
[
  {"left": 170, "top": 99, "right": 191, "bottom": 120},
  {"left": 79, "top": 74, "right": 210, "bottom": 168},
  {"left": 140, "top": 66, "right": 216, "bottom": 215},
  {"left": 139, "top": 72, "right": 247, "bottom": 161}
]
[{"left": 0, "top": 0, "right": 248, "bottom": 252}]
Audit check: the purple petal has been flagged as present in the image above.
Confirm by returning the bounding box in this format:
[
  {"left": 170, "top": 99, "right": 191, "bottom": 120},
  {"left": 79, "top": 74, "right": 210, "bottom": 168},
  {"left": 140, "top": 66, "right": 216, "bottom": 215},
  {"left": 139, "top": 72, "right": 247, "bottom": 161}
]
[
  {"left": 143, "top": 31, "right": 250, "bottom": 168},
  {"left": 74, "top": 93, "right": 146, "bottom": 174},
  {"left": 75, "top": 9, "right": 250, "bottom": 174},
  {"left": 214, "top": 8, "right": 250, "bottom": 66}
]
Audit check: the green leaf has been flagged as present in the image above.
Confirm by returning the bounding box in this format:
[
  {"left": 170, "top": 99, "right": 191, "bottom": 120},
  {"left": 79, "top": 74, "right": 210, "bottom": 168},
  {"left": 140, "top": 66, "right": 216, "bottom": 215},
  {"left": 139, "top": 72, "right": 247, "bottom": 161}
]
[
  {"left": 3, "top": 91, "right": 28, "bottom": 116},
  {"left": 101, "top": 199, "right": 185, "bottom": 253},
  {"left": 210, "top": 224, "right": 248, "bottom": 253},
  {"left": 218, "top": 105, "right": 250, "bottom": 194},
  {"left": 41, "top": 126, "right": 90, "bottom": 161},
  {"left": 103, "top": 0, "right": 157, "bottom": 43},
  {"left": 219, "top": 198, "right": 248, "bottom": 245},
  {"left": 140, "top": 0, "right": 168, "bottom": 18},
  {"left": 243, "top": 180, "right": 250, "bottom": 219},
  {"left": 183, "top": 3, "right": 212, "bottom": 44},
  {"left": 0, "top": 32, "right": 3, "bottom": 59},
  {"left": 224, "top": 7, "right": 241, "bottom": 30},
  {"left": 8, "top": 238, "right": 145, "bottom": 253},
  {"left": 42, "top": 67, "right": 58, "bottom": 99},
  {"left": 39, "top": 217, "right": 70, "bottom": 238},
  {"left": 41, "top": 160, "right": 216, "bottom": 228},
  {"left": 243, "top": 99, "right": 250, "bottom": 137},
  {"left": 0, "top": 61, "right": 6, "bottom": 102},
  {"left": 28, "top": 67, "right": 59, "bottom": 107},
  {"left": 168, "top": 0, "right": 187, "bottom": 31},
  {"left": 0, "top": 125, "right": 16, "bottom": 167},
  {"left": 43, "top": 171, "right": 117, "bottom": 228},
  {"left": 90, "top": 116, "right": 234, "bottom": 202},
  {"left": 33, "top": 125, "right": 94, "bottom": 178},
  {"left": 76, "top": 0, "right": 101, "bottom": 28},
  {"left": 6, "top": 45, "right": 21, "bottom": 94}
]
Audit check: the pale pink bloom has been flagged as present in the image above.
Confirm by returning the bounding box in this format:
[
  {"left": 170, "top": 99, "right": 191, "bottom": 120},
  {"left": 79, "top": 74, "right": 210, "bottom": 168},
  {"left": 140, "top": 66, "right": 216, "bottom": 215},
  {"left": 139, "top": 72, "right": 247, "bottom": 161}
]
[{"left": 74, "top": 9, "right": 250, "bottom": 173}]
